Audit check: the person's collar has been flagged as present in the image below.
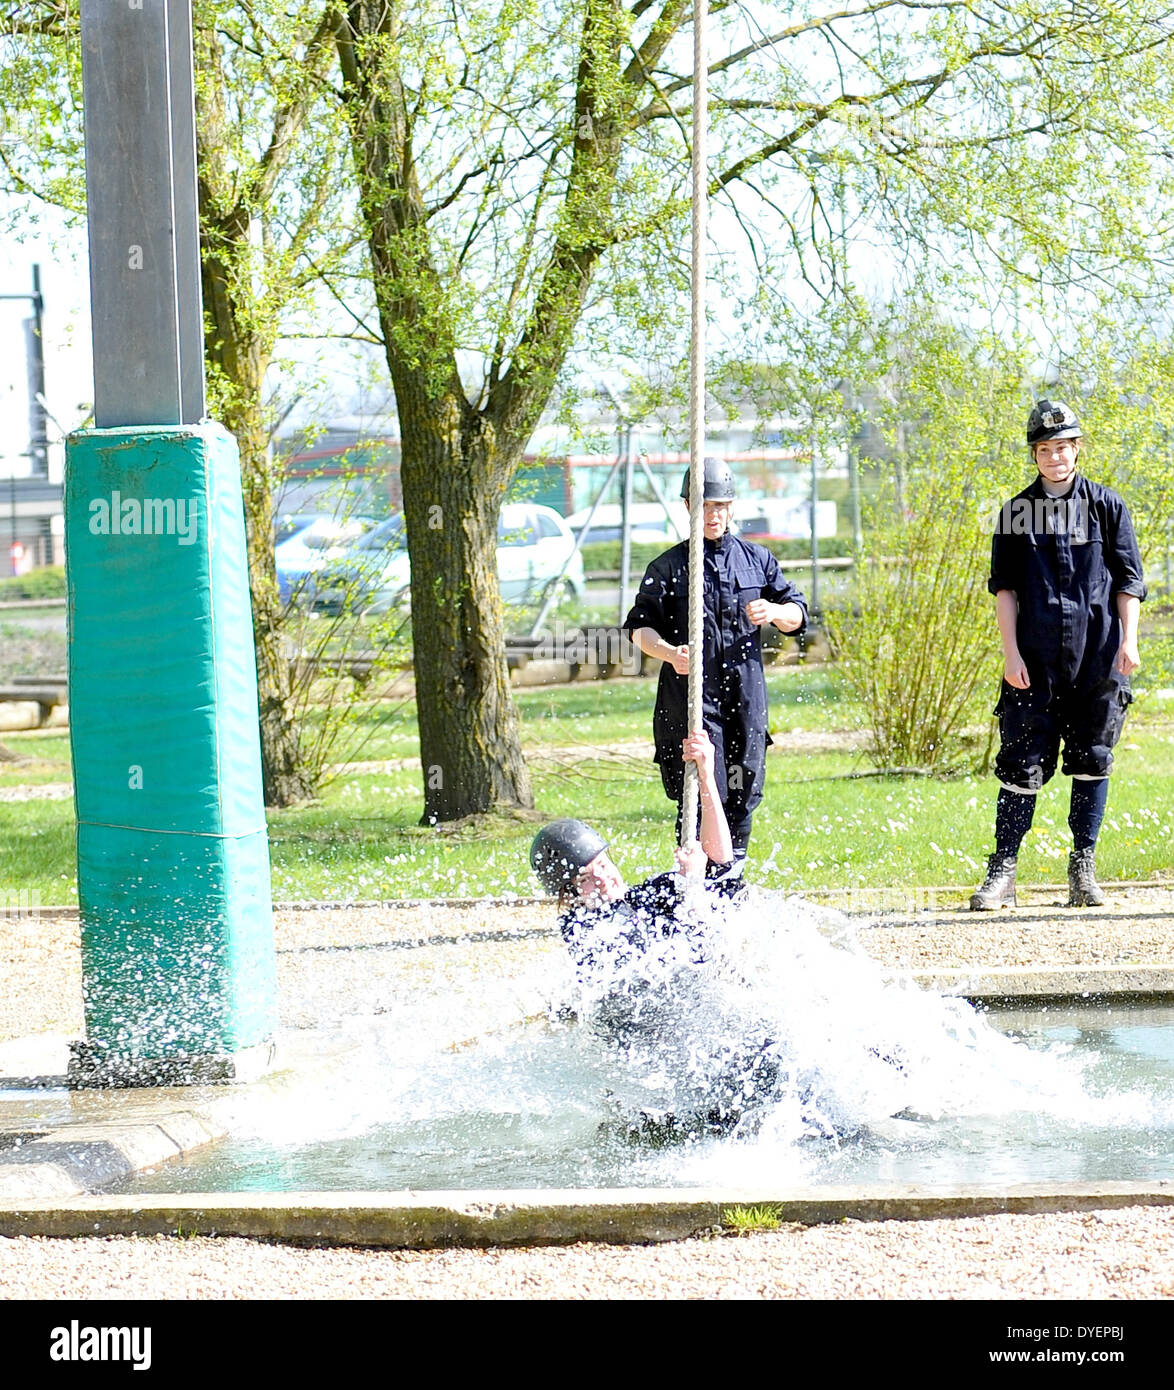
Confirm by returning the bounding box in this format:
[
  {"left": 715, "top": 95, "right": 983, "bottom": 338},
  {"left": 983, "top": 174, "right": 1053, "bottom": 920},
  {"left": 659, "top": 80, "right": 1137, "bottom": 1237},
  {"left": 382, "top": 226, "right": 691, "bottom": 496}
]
[
  {"left": 1030, "top": 471, "right": 1081, "bottom": 499},
  {"left": 1038, "top": 472, "right": 1080, "bottom": 499}
]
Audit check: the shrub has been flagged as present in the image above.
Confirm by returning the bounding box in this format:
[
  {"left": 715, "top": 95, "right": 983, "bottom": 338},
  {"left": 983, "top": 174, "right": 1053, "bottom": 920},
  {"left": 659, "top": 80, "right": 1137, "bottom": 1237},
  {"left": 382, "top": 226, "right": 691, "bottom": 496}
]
[
  {"left": 0, "top": 566, "right": 66, "bottom": 601},
  {"left": 829, "top": 474, "right": 1000, "bottom": 771}
]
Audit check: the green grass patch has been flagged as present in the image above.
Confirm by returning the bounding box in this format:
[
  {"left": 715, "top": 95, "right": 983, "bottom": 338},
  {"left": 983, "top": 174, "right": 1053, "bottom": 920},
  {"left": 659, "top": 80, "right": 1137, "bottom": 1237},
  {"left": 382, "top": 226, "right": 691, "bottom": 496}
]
[
  {"left": 4, "top": 665, "right": 1173, "bottom": 903},
  {"left": 0, "top": 732, "right": 72, "bottom": 788},
  {"left": 0, "top": 617, "right": 67, "bottom": 678},
  {"left": 722, "top": 1204, "right": 785, "bottom": 1233},
  {"left": 0, "top": 795, "right": 77, "bottom": 902},
  {"left": 515, "top": 665, "right": 856, "bottom": 750}
]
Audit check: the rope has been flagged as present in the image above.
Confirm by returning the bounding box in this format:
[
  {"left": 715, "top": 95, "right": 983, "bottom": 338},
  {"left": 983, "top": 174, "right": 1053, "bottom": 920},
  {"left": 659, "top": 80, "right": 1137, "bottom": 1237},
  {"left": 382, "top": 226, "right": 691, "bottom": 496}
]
[{"left": 681, "top": 0, "right": 708, "bottom": 852}]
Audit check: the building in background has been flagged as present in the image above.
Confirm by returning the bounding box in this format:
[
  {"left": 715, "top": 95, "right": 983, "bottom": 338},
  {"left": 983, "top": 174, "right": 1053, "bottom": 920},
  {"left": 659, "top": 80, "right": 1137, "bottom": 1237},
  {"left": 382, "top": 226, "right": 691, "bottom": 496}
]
[{"left": 0, "top": 264, "right": 65, "bottom": 576}]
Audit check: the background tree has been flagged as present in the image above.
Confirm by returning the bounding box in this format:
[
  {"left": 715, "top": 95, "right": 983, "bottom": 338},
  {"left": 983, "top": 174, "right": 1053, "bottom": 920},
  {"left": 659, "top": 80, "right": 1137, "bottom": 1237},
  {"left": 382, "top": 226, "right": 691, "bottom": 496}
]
[
  {"left": 7, "top": 1, "right": 1174, "bottom": 819},
  {"left": 193, "top": 1, "right": 359, "bottom": 804},
  {"left": 334, "top": 0, "right": 1174, "bottom": 821},
  {"left": 828, "top": 303, "right": 1023, "bottom": 770}
]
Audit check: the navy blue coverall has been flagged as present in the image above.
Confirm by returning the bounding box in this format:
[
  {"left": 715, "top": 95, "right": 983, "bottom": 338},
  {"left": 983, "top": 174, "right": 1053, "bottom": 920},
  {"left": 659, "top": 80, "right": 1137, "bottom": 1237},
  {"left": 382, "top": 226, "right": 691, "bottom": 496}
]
[
  {"left": 989, "top": 474, "right": 1146, "bottom": 791},
  {"left": 559, "top": 865, "right": 771, "bottom": 1137},
  {"left": 624, "top": 534, "right": 807, "bottom": 851}
]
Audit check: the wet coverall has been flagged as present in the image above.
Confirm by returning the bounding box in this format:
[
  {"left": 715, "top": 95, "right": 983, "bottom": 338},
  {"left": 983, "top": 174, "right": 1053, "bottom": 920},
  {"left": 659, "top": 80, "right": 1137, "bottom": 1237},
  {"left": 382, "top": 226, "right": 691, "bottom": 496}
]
[
  {"left": 990, "top": 474, "right": 1146, "bottom": 791},
  {"left": 559, "top": 865, "right": 772, "bottom": 1138},
  {"left": 624, "top": 534, "right": 807, "bottom": 850}
]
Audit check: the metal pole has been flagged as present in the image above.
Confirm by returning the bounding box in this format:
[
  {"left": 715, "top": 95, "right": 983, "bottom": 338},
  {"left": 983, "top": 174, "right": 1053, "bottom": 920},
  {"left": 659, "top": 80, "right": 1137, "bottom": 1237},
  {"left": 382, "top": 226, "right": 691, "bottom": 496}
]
[
  {"left": 809, "top": 421, "right": 820, "bottom": 618},
  {"left": 79, "top": 0, "right": 205, "bottom": 426},
  {"left": 0, "top": 264, "right": 50, "bottom": 500},
  {"left": 29, "top": 265, "right": 48, "bottom": 476},
  {"left": 681, "top": 0, "right": 708, "bottom": 851},
  {"left": 618, "top": 424, "right": 634, "bottom": 623}
]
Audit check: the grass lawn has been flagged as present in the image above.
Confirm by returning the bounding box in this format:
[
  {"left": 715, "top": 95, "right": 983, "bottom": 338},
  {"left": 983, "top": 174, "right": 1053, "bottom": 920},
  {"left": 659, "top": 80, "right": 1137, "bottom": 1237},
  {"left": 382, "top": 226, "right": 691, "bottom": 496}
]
[{"left": 2, "top": 661, "right": 1173, "bottom": 905}]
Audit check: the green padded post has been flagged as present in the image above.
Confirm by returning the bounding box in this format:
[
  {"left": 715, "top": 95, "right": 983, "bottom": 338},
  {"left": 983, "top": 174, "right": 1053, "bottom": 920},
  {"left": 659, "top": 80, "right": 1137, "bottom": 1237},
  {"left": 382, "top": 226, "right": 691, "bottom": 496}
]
[{"left": 65, "top": 422, "right": 277, "bottom": 1086}]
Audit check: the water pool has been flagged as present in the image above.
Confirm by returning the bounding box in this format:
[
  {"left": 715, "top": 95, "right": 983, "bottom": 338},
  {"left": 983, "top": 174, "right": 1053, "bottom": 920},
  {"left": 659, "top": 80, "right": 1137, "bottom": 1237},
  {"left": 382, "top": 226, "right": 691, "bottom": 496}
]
[{"left": 113, "top": 1000, "right": 1174, "bottom": 1194}]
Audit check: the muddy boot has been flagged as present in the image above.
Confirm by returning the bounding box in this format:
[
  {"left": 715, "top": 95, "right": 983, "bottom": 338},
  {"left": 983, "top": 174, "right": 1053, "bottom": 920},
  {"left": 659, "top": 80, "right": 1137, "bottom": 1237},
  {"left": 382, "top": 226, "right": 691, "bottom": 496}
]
[
  {"left": 969, "top": 854, "right": 1017, "bottom": 910},
  {"left": 1068, "top": 848, "right": 1105, "bottom": 907}
]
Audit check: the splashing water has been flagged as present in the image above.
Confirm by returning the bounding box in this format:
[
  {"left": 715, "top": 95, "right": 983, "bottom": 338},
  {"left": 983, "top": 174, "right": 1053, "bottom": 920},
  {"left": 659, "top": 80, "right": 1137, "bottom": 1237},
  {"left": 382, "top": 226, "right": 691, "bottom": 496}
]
[
  {"left": 117, "top": 891, "right": 1174, "bottom": 1193},
  {"left": 551, "top": 889, "right": 1120, "bottom": 1153}
]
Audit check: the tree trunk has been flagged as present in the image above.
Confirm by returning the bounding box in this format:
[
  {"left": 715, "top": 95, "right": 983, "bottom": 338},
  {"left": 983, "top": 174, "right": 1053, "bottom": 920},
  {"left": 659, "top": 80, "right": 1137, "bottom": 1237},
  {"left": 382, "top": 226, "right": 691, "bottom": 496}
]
[
  {"left": 199, "top": 209, "right": 316, "bottom": 808},
  {"left": 194, "top": 10, "right": 324, "bottom": 809},
  {"left": 337, "top": 0, "right": 631, "bottom": 819},
  {"left": 398, "top": 392, "right": 532, "bottom": 821}
]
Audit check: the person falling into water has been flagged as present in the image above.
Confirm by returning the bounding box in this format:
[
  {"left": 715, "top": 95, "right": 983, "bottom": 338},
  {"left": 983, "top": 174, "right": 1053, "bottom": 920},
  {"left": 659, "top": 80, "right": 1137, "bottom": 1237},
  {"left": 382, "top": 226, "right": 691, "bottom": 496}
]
[
  {"left": 969, "top": 399, "right": 1145, "bottom": 911},
  {"left": 530, "top": 730, "right": 779, "bottom": 1138}
]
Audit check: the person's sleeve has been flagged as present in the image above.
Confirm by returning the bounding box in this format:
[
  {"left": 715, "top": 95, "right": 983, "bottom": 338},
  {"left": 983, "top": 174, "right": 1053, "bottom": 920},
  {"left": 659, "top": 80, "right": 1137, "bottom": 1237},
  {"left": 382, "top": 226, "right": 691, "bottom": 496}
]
[
  {"left": 628, "top": 872, "right": 680, "bottom": 914},
  {"left": 1105, "top": 495, "right": 1147, "bottom": 601},
  {"left": 759, "top": 548, "right": 808, "bottom": 631},
  {"left": 623, "top": 555, "right": 670, "bottom": 636},
  {"left": 988, "top": 506, "right": 1018, "bottom": 595},
  {"left": 704, "top": 857, "right": 747, "bottom": 897}
]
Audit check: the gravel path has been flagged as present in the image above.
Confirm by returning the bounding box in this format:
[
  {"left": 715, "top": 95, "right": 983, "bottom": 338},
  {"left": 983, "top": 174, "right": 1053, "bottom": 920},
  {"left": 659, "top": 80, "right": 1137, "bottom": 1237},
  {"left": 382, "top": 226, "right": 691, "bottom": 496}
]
[
  {"left": 1, "top": 888, "right": 1173, "bottom": 1300},
  {"left": 2, "top": 1205, "right": 1172, "bottom": 1300}
]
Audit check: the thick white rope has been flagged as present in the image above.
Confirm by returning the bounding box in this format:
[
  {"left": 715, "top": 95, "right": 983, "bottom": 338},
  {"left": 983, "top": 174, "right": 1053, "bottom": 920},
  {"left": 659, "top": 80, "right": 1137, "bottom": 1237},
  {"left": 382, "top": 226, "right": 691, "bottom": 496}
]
[{"left": 680, "top": 0, "right": 708, "bottom": 852}]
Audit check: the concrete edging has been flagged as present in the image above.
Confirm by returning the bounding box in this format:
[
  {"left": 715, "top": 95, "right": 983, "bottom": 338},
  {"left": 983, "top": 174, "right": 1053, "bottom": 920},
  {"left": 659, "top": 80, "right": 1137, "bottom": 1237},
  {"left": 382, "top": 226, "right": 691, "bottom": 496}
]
[{"left": 1, "top": 1183, "right": 1173, "bottom": 1247}]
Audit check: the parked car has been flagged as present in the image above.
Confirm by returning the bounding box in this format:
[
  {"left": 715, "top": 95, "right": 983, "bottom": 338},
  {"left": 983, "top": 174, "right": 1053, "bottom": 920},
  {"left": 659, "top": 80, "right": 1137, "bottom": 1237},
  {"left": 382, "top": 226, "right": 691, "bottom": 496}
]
[
  {"left": 275, "top": 514, "right": 376, "bottom": 603},
  {"left": 312, "top": 503, "right": 585, "bottom": 616},
  {"left": 309, "top": 514, "right": 409, "bottom": 615},
  {"left": 497, "top": 503, "right": 586, "bottom": 603},
  {"left": 274, "top": 512, "right": 331, "bottom": 546},
  {"left": 566, "top": 501, "right": 686, "bottom": 546}
]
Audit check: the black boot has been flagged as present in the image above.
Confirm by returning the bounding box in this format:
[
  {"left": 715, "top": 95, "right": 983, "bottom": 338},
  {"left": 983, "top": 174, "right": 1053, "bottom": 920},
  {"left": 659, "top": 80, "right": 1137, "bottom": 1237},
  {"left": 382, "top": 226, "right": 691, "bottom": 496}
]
[
  {"left": 969, "top": 854, "right": 1017, "bottom": 910},
  {"left": 1068, "top": 848, "right": 1105, "bottom": 907}
]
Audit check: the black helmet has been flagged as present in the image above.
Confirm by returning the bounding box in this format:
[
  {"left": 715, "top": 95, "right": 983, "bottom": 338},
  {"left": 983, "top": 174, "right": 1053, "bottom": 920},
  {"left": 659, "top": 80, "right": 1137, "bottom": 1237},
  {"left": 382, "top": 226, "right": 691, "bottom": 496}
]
[
  {"left": 1027, "top": 399, "right": 1081, "bottom": 445},
  {"left": 680, "top": 456, "right": 736, "bottom": 501},
  {"left": 530, "top": 819, "right": 608, "bottom": 895}
]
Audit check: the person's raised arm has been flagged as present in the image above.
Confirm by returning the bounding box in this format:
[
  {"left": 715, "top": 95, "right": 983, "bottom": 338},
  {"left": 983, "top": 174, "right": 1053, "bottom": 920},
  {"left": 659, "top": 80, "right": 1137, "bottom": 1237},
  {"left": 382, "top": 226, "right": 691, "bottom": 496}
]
[{"left": 678, "top": 730, "right": 734, "bottom": 868}]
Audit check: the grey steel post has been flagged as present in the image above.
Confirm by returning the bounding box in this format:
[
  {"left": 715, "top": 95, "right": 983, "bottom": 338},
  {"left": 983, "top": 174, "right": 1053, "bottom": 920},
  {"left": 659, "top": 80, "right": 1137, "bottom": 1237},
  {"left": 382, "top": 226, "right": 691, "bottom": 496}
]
[
  {"left": 166, "top": 0, "right": 207, "bottom": 423},
  {"left": 0, "top": 264, "right": 49, "bottom": 477},
  {"left": 27, "top": 265, "right": 48, "bottom": 475},
  {"left": 809, "top": 421, "right": 820, "bottom": 617},
  {"left": 79, "top": 0, "right": 205, "bottom": 427}
]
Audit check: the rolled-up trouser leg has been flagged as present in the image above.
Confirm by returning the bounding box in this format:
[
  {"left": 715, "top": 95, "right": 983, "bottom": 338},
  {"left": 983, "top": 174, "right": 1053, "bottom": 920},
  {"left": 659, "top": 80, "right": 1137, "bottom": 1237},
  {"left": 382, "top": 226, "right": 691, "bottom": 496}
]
[
  {"left": 726, "top": 812, "right": 752, "bottom": 857},
  {"left": 1060, "top": 676, "right": 1132, "bottom": 782}
]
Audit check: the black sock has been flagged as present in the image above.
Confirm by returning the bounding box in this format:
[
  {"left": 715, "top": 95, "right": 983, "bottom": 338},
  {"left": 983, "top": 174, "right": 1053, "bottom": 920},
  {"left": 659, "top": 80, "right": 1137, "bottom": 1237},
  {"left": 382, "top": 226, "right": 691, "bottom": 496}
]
[
  {"left": 995, "top": 788, "right": 1037, "bottom": 859},
  {"left": 1069, "top": 778, "right": 1109, "bottom": 852}
]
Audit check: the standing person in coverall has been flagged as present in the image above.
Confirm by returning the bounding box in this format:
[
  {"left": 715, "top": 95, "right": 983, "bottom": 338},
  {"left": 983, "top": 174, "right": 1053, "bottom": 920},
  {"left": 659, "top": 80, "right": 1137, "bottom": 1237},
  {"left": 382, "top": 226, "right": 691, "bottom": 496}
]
[
  {"left": 624, "top": 457, "right": 807, "bottom": 862},
  {"left": 970, "top": 399, "right": 1145, "bottom": 910}
]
